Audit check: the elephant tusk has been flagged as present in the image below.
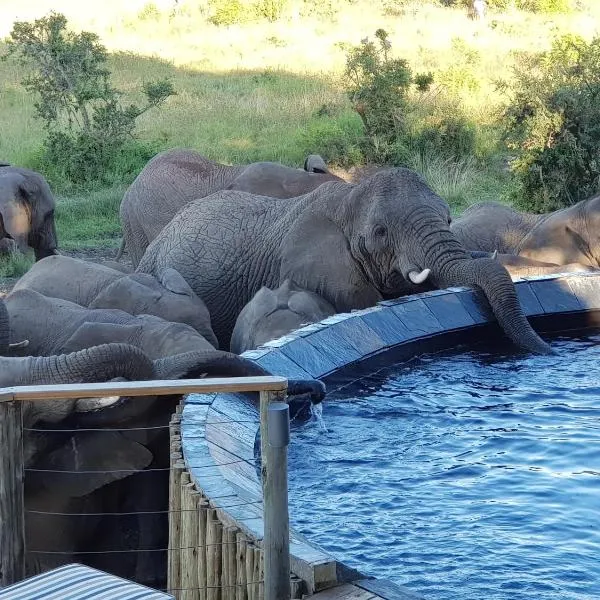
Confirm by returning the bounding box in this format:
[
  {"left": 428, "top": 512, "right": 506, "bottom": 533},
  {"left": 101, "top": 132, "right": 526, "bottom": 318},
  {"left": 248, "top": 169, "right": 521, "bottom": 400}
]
[
  {"left": 408, "top": 268, "right": 431, "bottom": 284},
  {"left": 491, "top": 250, "right": 498, "bottom": 260},
  {"left": 9, "top": 339, "right": 29, "bottom": 349}
]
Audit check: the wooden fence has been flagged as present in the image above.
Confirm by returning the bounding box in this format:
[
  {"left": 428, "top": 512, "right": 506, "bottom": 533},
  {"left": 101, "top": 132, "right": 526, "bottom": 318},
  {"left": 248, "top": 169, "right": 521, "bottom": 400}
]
[{"left": 0, "top": 377, "right": 293, "bottom": 600}]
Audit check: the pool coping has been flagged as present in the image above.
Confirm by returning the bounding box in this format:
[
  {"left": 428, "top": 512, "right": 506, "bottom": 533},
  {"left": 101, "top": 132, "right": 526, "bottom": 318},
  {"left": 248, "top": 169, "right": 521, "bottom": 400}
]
[{"left": 181, "top": 271, "right": 600, "bottom": 597}]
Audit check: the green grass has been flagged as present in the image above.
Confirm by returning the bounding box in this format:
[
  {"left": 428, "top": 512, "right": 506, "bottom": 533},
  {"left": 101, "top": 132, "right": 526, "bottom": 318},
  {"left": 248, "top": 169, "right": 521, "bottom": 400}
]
[
  {"left": 0, "top": 253, "right": 34, "bottom": 278},
  {"left": 1, "top": 0, "right": 600, "bottom": 249}
]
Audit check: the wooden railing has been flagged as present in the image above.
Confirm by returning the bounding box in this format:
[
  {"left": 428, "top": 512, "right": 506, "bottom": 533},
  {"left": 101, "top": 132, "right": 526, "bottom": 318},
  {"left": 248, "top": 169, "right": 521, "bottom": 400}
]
[{"left": 0, "top": 376, "right": 290, "bottom": 600}]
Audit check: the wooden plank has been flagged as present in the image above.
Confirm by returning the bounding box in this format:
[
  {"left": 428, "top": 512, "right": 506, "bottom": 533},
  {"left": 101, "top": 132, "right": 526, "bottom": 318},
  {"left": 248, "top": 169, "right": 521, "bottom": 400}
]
[
  {"left": 308, "top": 584, "right": 378, "bottom": 600},
  {"left": 0, "top": 376, "right": 288, "bottom": 402},
  {"left": 181, "top": 484, "right": 200, "bottom": 600},
  {"left": 235, "top": 532, "right": 248, "bottom": 600},
  {"left": 0, "top": 400, "right": 24, "bottom": 586},
  {"left": 168, "top": 454, "right": 184, "bottom": 592},
  {"left": 206, "top": 509, "right": 223, "bottom": 600},
  {"left": 197, "top": 496, "right": 209, "bottom": 600}
]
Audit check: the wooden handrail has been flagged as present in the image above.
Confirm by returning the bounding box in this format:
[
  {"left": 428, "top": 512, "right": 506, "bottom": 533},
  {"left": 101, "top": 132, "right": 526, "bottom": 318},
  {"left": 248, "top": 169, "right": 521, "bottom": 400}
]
[{"left": 0, "top": 376, "right": 288, "bottom": 402}]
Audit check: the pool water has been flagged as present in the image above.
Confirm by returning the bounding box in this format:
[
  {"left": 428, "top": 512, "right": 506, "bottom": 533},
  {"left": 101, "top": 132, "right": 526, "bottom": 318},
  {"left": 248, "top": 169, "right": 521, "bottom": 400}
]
[{"left": 288, "top": 330, "right": 600, "bottom": 600}]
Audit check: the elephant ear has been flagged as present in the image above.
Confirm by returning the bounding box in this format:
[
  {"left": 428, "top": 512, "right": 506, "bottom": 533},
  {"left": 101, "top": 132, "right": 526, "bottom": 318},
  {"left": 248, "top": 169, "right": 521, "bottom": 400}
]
[
  {"left": 280, "top": 209, "right": 382, "bottom": 312},
  {"left": 230, "top": 286, "right": 279, "bottom": 353},
  {"left": 62, "top": 322, "right": 142, "bottom": 354},
  {"left": 0, "top": 196, "right": 30, "bottom": 253},
  {"left": 28, "top": 431, "right": 153, "bottom": 498},
  {"left": 157, "top": 267, "right": 196, "bottom": 296},
  {"left": 288, "top": 288, "right": 336, "bottom": 321}
]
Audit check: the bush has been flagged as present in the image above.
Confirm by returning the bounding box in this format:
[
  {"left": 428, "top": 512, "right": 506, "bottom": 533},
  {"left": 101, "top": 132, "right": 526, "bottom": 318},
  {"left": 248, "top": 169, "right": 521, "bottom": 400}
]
[
  {"left": 3, "top": 12, "right": 174, "bottom": 189},
  {"left": 343, "top": 29, "right": 433, "bottom": 163},
  {"left": 254, "top": 0, "right": 288, "bottom": 21},
  {"left": 208, "top": 0, "right": 249, "bottom": 25},
  {"left": 503, "top": 34, "right": 600, "bottom": 212}
]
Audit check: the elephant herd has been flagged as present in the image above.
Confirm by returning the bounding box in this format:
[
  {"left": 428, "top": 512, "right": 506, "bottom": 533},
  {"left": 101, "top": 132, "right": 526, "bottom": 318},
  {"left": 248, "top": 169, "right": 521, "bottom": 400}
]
[{"left": 2, "top": 148, "right": 600, "bottom": 581}]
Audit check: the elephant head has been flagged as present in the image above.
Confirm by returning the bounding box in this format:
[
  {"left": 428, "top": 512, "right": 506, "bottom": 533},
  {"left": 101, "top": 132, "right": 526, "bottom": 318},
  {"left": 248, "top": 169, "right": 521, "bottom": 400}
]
[
  {"left": 230, "top": 279, "right": 336, "bottom": 354},
  {"left": 0, "top": 166, "right": 58, "bottom": 260},
  {"left": 284, "top": 168, "right": 552, "bottom": 355},
  {"left": 351, "top": 169, "right": 552, "bottom": 353}
]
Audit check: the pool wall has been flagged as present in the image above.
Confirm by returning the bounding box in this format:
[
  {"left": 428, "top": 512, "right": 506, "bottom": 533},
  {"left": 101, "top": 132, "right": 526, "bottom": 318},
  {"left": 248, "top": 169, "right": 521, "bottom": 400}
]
[{"left": 180, "top": 272, "right": 600, "bottom": 598}]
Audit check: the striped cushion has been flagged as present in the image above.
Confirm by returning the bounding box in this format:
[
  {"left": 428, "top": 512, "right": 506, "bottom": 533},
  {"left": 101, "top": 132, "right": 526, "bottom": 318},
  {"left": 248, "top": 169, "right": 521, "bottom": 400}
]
[{"left": 0, "top": 563, "right": 174, "bottom": 599}]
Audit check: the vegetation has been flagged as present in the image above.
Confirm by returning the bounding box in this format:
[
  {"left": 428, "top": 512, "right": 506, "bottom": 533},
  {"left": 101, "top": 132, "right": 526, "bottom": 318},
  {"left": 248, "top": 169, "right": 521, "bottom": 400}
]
[
  {"left": 504, "top": 34, "right": 600, "bottom": 212},
  {"left": 3, "top": 12, "right": 174, "bottom": 190},
  {"left": 0, "top": 0, "right": 599, "bottom": 267}
]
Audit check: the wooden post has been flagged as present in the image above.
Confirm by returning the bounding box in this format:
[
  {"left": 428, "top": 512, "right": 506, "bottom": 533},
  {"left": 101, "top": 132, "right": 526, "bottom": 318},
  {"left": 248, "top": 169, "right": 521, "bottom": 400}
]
[
  {"left": 181, "top": 482, "right": 200, "bottom": 600},
  {"left": 245, "top": 543, "right": 255, "bottom": 600},
  {"left": 168, "top": 457, "right": 185, "bottom": 598},
  {"left": 222, "top": 526, "right": 237, "bottom": 600},
  {"left": 197, "top": 496, "right": 209, "bottom": 600},
  {"left": 206, "top": 508, "right": 222, "bottom": 600},
  {"left": 235, "top": 533, "right": 248, "bottom": 600},
  {"left": 260, "top": 391, "right": 291, "bottom": 600},
  {"left": 252, "top": 547, "right": 262, "bottom": 600},
  {"left": 0, "top": 399, "right": 25, "bottom": 587}
]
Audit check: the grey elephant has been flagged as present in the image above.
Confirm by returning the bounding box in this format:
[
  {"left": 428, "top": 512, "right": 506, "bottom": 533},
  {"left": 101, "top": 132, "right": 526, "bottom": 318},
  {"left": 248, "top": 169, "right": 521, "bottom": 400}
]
[
  {"left": 137, "top": 167, "right": 552, "bottom": 355},
  {"left": 0, "top": 164, "right": 59, "bottom": 260},
  {"left": 231, "top": 279, "right": 336, "bottom": 354},
  {"left": 13, "top": 255, "right": 219, "bottom": 347},
  {"left": 117, "top": 148, "right": 344, "bottom": 266},
  {"left": 452, "top": 196, "right": 600, "bottom": 269}
]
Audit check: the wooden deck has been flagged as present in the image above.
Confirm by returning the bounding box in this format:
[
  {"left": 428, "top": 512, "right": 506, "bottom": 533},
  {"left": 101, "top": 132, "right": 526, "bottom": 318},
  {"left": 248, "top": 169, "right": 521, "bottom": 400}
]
[{"left": 309, "top": 580, "right": 425, "bottom": 599}]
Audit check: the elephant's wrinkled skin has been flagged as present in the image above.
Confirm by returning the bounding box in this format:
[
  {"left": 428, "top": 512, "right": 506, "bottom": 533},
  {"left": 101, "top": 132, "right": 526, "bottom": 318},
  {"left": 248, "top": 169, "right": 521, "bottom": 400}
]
[
  {"left": 13, "top": 255, "right": 218, "bottom": 347},
  {"left": 231, "top": 279, "right": 336, "bottom": 354},
  {"left": 0, "top": 165, "right": 58, "bottom": 260},
  {"left": 452, "top": 196, "right": 600, "bottom": 268},
  {"left": 118, "top": 148, "right": 343, "bottom": 266},
  {"left": 138, "top": 167, "right": 552, "bottom": 355}
]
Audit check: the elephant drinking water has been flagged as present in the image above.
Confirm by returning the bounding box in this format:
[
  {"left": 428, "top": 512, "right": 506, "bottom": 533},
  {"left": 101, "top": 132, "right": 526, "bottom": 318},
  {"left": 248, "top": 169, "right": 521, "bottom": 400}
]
[{"left": 137, "top": 167, "right": 552, "bottom": 355}]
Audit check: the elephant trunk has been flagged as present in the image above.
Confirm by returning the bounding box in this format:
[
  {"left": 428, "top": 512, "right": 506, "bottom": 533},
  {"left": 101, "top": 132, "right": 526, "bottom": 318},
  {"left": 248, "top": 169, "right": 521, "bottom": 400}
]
[
  {"left": 155, "top": 351, "right": 326, "bottom": 402},
  {"left": 1, "top": 343, "right": 155, "bottom": 387},
  {"left": 412, "top": 226, "right": 552, "bottom": 355},
  {"left": 428, "top": 249, "right": 552, "bottom": 355}
]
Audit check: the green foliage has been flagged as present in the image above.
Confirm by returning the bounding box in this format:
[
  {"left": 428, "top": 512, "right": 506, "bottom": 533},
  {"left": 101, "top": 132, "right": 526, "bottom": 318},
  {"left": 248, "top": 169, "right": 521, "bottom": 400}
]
[
  {"left": 296, "top": 111, "right": 364, "bottom": 167},
  {"left": 443, "top": 0, "right": 571, "bottom": 10},
  {"left": 503, "top": 34, "right": 600, "bottom": 212},
  {"left": 0, "top": 253, "right": 34, "bottom": 278},
  {"left": 3, "top": 12, "right": 174, "bottom": 189},
  {"left": 254, "top": 0, "right": 288, "bottom": 21},
  {"left": 208, "top": 0, "right": 250, "bottom": 25},
  {"left": 343, "top": 29, "right": 433, "bottom": 163}
]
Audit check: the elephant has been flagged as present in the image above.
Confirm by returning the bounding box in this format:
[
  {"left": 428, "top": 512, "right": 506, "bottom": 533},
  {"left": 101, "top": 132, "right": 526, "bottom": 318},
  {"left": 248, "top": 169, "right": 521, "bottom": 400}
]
[
  {"left": 117, "top": 148, "right": 344, "bottom": 266},
  {"left": 452, "top": 195, "right": 600, "bottom": 269},
  {"left": 231, "top": 279, "right": 336, "bottom": 354},
  {"left": 0, "top": 165, "right": 59, "bottom": 260},
  {"left": 13, "top": 255, "right": 219, "bottom": 347},
  {"left": 137, "top": 167, "right": 552, "bottom": 355}
]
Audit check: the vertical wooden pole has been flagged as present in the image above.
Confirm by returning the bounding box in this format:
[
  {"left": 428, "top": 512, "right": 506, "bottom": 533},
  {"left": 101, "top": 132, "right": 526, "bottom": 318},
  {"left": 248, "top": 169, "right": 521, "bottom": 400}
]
[
  {"left": 260, "top": 391, "right": 291, "bottom": 600},
  {"left": 197, "top": 496, "right": 209, "bottom": 600},
  {"left": 252, "top": 547, "right": 262, "bottom": 600},
  {"left": 222, "top": 526, "right": 237, "bottom": 600},
  {"left": 0, "top": 399, "right": 25, "bottom": 587},
  {"left": 235, "top": 533, "right": 248, "bottom": 600},
  {"left": 206, "top": 508, "right": 222, "bottom": 600},
  {"left": 245, "top": 544, "right": 255, "bottom": 600},
  {"left": 181, "top": 483, "right": 200, "bottom": 600},
  {"left": 168, "top": 452, "right": 183, "bottom": 593}
]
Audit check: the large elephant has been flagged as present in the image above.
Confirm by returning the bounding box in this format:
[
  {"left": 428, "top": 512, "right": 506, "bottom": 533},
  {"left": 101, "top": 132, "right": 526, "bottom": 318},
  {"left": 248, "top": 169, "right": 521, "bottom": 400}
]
[
  {"left": 137, "top": 167, "right": 552, "bottom": 355},
  {"left": 117, "top": 148, "right": 344, "bottom": 266},
  {"left": 231, "top": 279, "right": 336, "bottom": 354},
  {"left": 0, "top": 165, "right": 59, "bottom": 260},
  {"left": 452, "top": 195, "right": 600, "bottom": 268},
  {"left": 13, "top": 255, "right": 218, "bottom": 347}
]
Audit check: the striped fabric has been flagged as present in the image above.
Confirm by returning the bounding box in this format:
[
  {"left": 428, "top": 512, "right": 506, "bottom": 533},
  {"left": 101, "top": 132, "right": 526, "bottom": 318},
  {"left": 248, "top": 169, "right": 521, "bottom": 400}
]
[{"left": 0, "top": 564, "right": 174, "bottom": 599}]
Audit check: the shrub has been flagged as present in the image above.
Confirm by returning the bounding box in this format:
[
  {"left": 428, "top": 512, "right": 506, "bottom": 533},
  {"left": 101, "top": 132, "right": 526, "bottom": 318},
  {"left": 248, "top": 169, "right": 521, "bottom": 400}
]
[
  {"left": 343, "top": 29, "right": 433, "bottom": 163},
  {"left": 208, "top": 0, "right": 249, "bottom": 25},
  {"left": 254, "top": 0, "right": 288, "bottom": 21},
  {"left": 502, "top": 34, "right": 600, "bottom": 212},
  {"left": 3, "top": 12, "right": 174, "bottom": 190}
]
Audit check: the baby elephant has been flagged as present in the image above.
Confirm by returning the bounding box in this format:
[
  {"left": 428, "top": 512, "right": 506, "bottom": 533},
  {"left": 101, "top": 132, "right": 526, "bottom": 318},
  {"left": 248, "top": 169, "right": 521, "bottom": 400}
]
[{"left": 231, "top": 279, "right": 335, "bottom": 354}]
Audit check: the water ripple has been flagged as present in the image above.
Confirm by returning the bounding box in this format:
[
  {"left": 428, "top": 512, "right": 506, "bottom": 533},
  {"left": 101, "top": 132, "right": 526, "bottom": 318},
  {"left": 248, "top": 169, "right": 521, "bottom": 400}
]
[{"left": 288, "top": 329, "right": 600, "bottom": 600}]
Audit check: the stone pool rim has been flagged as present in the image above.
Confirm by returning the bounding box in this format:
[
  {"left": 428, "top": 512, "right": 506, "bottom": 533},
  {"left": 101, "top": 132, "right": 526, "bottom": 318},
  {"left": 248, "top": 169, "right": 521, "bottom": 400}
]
[{"left": 180, "top": 271, "right": 600, "bottom": 598}]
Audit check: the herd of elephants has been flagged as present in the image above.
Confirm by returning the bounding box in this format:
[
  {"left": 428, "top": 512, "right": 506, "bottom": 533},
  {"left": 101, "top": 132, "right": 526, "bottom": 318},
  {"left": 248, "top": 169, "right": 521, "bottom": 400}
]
[{"left": 1, "top": 148, "right": 600, "bottom": 582}]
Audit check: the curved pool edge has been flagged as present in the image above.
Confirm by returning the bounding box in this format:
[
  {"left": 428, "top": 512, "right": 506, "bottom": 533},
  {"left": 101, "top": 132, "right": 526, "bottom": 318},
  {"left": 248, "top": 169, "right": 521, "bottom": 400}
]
[{"left": 181, "top": 271, "right": 600, "bottom": 597}]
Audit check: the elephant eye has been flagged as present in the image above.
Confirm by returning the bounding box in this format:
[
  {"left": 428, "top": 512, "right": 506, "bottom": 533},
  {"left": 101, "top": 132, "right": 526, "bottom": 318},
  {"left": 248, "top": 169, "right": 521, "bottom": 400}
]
[{"left": 374, "top": 225, "right": 387, "bottom": 237}]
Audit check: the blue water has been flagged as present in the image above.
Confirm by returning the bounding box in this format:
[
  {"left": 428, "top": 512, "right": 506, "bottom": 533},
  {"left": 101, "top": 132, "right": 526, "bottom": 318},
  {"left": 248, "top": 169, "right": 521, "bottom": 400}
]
[{"left": 288, "top": 331, "right": 600, "bottom": 600}]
